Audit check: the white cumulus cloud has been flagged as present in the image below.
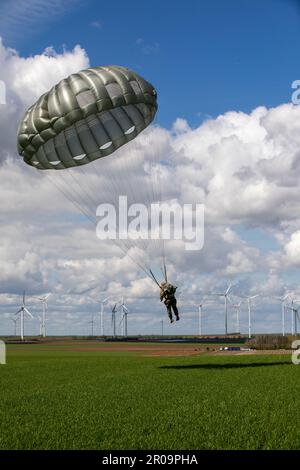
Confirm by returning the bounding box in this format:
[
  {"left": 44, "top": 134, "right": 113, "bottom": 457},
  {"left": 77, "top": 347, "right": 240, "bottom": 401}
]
[{"left": 0, "top": 42, "right": 300, "bottom": 335}]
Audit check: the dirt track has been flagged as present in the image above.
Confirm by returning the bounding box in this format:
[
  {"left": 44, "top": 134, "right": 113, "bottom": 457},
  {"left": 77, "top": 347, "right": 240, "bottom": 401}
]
[
  {"left": 46, "top": 341, "right": 210, "bottom": 356},
  {"left": 9, "top": 340, "right": 291, "bottom": 357}
]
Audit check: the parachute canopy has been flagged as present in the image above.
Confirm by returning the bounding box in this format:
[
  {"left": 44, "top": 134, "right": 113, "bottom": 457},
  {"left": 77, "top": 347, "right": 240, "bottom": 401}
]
[
  {"left": 17, "top": 65, "right": 157, "bottom": 170},
  {"left": 16, "top": 65, "right": 172, "bottom": 285}
]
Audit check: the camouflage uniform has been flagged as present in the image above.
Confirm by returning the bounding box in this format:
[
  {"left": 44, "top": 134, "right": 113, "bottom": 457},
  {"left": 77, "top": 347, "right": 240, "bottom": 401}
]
[{"left": 160, "top": 282, "right": 179, "bottom": 323}]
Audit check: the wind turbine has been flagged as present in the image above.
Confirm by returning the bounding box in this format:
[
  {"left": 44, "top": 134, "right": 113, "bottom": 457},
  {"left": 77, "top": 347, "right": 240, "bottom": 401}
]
[
  {"left": 229, "top": 297, "right": 243, "bottom": 334},
  {"left": 111, "top": 304, "right": 118, "bottom": 338},
  {"left": 214, "top": 283, "right": 232, "bottom": 335},
  {"left": 294, "top": 304, "right": 300, "bottom": 336},
  {"left": 197, "top": 298, "right": 205, "bottom": 336},
  {"left": 36, "top": 293, "right": 51, "bottom": 338},
  {"left": 13, "top": 292, "right": 33, "bottom": 341},
  {"left": 37, "top": 315, "right": 43, "bottom": 336},
  {"left": 293, "top": 299, "right": 300, "bottom": 335},
  {"left": 287, "top": 300, "right": 300, "bottom": 335},
  {"left": 273, "top": 293, "right": 290, "bottom": 336},
  {"left": 98, "top": 296, "right": 110, "bottom": 336},
  {"left": 241, "top": 294, "right": 259, "bottom": 339},
  {"left": 119, "top": 297, "right": 130, "bottom": 337}
]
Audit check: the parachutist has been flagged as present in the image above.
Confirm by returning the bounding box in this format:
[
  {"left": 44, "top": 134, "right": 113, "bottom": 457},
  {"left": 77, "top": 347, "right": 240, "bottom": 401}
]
[{"left": 160, "top": 282, "right": 179, "bottom": 323}]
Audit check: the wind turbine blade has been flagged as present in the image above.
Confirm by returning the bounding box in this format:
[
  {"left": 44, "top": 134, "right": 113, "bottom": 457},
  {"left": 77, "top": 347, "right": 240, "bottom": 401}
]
[
  {"left": 225, "top": 283, "right": 232, "bottom": 295},
  {"left": 45, "top": 293, "right": 52, "bottom": 300},
  {"left": 24, "top": 308, "right": 34, "bottom": 319}
]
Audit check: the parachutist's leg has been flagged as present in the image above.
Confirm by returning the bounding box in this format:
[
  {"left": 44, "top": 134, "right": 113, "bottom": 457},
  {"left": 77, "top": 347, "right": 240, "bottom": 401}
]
[
  {"left": 172, "top": 301, "right": 180, "bottom": 321},
  {"left": 166, "top": 305, "right": 173, "bottom": 323}
]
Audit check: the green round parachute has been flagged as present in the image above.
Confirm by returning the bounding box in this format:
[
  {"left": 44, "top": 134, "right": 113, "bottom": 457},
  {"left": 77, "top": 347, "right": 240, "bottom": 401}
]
[
  {"left": 16, "top": 65, "right": 170, "bottom": 285},
  {"left": 17, "top": 65, "right": 157, "bottom": 170}
]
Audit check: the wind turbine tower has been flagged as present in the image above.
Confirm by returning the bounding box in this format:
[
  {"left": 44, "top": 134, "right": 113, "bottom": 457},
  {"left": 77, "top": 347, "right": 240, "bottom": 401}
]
[
  {"left": 242, "top": 294, "right": 259, "bottom": 339},
  {"left": 111, "top": 304, "right": 118, "bottom": 338},
  {"left": 229, "top": 298, "right": 243, "bottom": 334},
  {"left": 197, "top": 299, "right": 205, "bottom": 336},
  {"left": 214, "top": 283, "right": 232, "bottom": 335}
]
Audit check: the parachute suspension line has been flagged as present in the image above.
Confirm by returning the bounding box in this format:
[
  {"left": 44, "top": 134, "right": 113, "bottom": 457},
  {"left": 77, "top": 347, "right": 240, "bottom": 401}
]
[
  {"left": 149, "top": 137, "right": 170, "bottom": 283},
  {"left": 92, "top": 152, "right": 151, "bottom": 260},
  {"left": 45, "top": 164, "right": 160, "bottom": 285},
  {"left": 123, "top": 132, "right": 163, "bottom": 264},
  {"left": 162, "top": 250, "right": 168, "bottom": 283},
  {"left": 99, "top": 132, "right": 168, "bottom": 286},
  {"left": 148, "top": 268, "right": 161, "bottom": 288},
  {"left": 50, "top": 159, "right": 140, "bottom": 263},
  {"left": 108, "top": 133, "right": 169, "bottom": 285},
  {"left": 43, "top": 136, "right": 168, "bottom": 287},
  {"left": 148, "top": 151, "right": 161, "bottom": 272},
  {"left": 73, "top": 158, "right": 120, "bottom": 214},
  {"left": 141, "top": 128, "right": 161, "bottom": 263},
  {"left": 52, "top": 170, "right": 97, "bottom": 222},
  {"left": 115, "top": 136, "right": 154, "bottom": 255},
  {"left": 65, "top": 167, "right": 99, "bottom": 210},
  {"left": 73, "top": 141, "right": 149, "bottom": 259},
  {"left": 158, "top": 163, "right": 168, "bottom": 280},
  {"left": 43, "top": 171, "right": 96, "bottom": 224},
  {"left": 78, "top": 166, "right": 157, "bottom": 275},
  {"left": 62, "top": 166, "right": 145, "bottom": 261},
  {"left": 98, "top": 134, "right": 158, "bottom": 260},
  {"left": 159, "top": 251, "right": 168, "bottom": 283}
]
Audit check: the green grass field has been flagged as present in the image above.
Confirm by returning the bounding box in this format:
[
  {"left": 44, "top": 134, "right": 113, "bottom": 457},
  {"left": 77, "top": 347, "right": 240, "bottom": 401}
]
[{"left": 0, "top": 343, "right": 298, "bottom": 450}]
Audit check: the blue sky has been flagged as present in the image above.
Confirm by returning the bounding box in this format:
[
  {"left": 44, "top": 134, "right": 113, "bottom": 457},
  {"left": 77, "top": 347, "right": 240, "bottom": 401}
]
[{"left": 3, "top": 0, "right": 300, "bottom": 128}]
